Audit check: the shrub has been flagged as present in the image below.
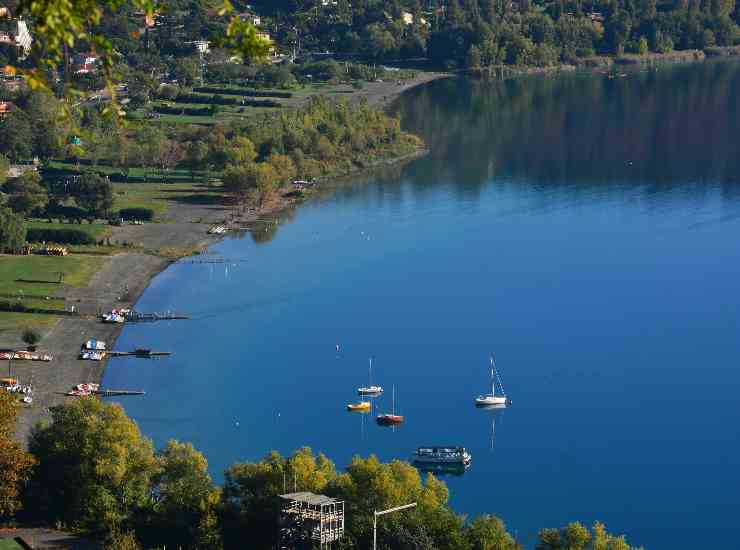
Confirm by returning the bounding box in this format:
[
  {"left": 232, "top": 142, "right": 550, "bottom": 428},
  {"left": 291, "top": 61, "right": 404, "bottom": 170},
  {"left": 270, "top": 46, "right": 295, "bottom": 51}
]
[
  {"left": 118, "top": 208, "right": 154, "bottom": 221},
  {"left": 22, "top": 328, "right": 41, "bottom": 346},
  {"left": 26, "top": 228, "right": 96, "bottom": 245}
]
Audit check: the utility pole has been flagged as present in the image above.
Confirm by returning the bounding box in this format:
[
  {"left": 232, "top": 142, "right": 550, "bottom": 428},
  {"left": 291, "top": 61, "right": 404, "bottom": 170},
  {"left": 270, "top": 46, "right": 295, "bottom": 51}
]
[{"left": 373, "top": 502, "right": 417, "bottom": 550}]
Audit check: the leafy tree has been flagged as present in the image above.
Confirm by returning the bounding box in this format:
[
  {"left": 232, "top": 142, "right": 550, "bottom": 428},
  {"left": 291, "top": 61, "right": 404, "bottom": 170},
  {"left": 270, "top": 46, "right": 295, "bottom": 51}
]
[
  {"left": 226, "top": 137, "right": 258, "bottom": 165},
  {"left": 0, "top": 207, "right": 27, "bottom": 253},
  {"left": 0, "top": 155, "right": 8, "bottom": 186},
  {"left": 22, "top": 328, "right": 41, "bottom": 347},
  {"left": 156, "top": 139, "right": 185, "bottom": 174},
  {"left": 26, "top": 398, "right": 159, "bottom": 538},
  {"left": 465, "top": 515, "right": 521, "bottom": 550},
  {"left": 185, "top": 141, "right": 210, "bottom": 180},
  {"left": 4, "top": 172, "right": 48, "bottom": 215},
  {"left": 72, "top": 173, "right": 114, "bottom": 216},
  {"left": 138, "top": 441, "right": 221, "bottom": 550},
  {"left": 536, "top": 521, "right": 644, "bottom": 550},
  {"left": 0, "top": 109, "right": 33, "bottom": 161},
  {"left": 0, "top": 390, "right": 35, "bottom": 519},
  {"left": 466, "top": 44, "right": 483, "bottom": 68},
  {"left": 173, "top": 56, "right": 202, "bottom": 87}
]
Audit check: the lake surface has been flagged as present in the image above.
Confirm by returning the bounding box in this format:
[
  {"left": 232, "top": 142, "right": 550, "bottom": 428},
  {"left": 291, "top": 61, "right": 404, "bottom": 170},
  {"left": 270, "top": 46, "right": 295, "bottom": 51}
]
[{"left": 104, "top": 60, "right": 740, "bottom": 549}]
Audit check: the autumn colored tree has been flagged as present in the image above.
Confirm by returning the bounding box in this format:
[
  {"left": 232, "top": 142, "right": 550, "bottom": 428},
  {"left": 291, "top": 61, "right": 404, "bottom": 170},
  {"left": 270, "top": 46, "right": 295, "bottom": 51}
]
[
  {"left": 0, "top": 390, "right": 35, "bottom": 519},
  {"left": 25, "top": 399, "right": 159, "bottom": 538},
  {"left": 536, "top": 521, "right": 644, "bottom": 550}
]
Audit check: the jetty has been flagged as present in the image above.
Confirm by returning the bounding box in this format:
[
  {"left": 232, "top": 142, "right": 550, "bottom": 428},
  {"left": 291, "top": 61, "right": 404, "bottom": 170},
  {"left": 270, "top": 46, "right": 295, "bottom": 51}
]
[
  {"left": 94, "top": 389, "right": 146, "bottom": 397},
  {"left": 108, "top": 349, "right": 171, "bottom": 358}
]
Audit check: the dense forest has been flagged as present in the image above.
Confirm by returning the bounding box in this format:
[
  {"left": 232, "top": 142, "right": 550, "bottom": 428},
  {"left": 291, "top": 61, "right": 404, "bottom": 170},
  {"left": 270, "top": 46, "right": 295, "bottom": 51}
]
[{"left": 0, "top": 391, "right": 645, "bottom": 550}]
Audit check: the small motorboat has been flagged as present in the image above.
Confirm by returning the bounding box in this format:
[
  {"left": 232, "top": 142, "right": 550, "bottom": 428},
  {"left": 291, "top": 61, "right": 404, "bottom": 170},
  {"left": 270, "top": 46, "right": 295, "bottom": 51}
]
[
  {"left": 475, "top": 354, "right": 508, "bottom": 407},
  {"left": 411, "top": 446, "right": 471, "bottom": 466},
  {"left": 347, "top": 401, "right": 371, "bottom": 412}
]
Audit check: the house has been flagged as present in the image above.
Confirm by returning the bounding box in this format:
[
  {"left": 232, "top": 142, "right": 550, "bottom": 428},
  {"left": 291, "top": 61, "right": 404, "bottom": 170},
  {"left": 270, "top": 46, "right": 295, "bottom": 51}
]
[
  {"left": 239, "top": 12, "right": 261, "bottom": 26},
  {"left": 0, "top": 19, "right": 32, "bottom": 56},
  {"left": 402, "top": 11, "right": 413, "bottom": 25},
  {"left": 73, "top": 63, "right": 95, "bottom": 75},
  {"left": 192, "top": 39, "right": 209, "bottom": 54}
]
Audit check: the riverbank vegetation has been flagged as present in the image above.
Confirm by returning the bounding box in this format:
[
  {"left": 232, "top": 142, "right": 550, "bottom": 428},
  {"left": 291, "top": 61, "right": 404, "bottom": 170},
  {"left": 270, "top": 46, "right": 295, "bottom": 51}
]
[{"left": 0, "top": 396, "right": 644, "bottom": 550}]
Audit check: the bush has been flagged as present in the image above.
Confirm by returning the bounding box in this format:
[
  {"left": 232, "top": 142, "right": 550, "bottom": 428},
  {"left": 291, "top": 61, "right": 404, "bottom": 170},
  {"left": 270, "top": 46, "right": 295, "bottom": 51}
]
[
  {"left": 22, "top": 328, "right": 41, "bottom": 346},
  {"left": 118, "top": 207, "right": 154, "bottom": 221},
  {"left": 26, "top": 228, "right": 96, "bottom": 245},
  {"left": 45, "top": 203, "right": 88, "bottom": 220}
]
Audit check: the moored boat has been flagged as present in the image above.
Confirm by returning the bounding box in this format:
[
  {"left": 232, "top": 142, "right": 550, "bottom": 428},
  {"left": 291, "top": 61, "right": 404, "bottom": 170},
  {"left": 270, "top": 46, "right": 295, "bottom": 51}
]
[
  {"left": 346, "top": 401, "right": 371, "bottom": 412},
  {"left": 475, "top": 354, "right": 508, "bottom": 407},
  {"left": 357, "top": 358, "right": 383, "bottom": 395},
  {"left": 411, "top": 446, "right": 471, "bottom": 466},
  {"left": 376, "top": 385, "right": 403, "bottom": 426}
]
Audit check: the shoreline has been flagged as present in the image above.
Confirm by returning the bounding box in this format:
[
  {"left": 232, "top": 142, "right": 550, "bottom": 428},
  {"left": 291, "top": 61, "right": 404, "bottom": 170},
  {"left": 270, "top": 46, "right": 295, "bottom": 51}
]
[{"left": 7, "top": 69, "right": 438, "bottom": 443}]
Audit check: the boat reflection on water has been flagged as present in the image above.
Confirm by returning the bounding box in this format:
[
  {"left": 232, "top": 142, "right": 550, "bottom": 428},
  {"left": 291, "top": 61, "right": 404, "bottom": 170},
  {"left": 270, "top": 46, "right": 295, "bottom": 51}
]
[
  {"left": 477, "top": 402, "right": 506, "bottom": 452},
  {"left": 414, "top": 461, "right": 470, "bottom": 477}
]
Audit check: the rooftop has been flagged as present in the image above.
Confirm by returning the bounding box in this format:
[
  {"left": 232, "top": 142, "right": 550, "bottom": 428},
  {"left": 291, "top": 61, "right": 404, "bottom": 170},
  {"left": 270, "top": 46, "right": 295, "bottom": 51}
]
[{"left": 279, "top": 492, "right": 339, "bottom": 506}]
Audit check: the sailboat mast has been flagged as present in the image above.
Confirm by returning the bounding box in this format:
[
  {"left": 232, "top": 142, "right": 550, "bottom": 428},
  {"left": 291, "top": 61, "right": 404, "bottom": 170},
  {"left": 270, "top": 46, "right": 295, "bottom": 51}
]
[{"left": 490, "top": 355, "right": 495, "bottom": 396}]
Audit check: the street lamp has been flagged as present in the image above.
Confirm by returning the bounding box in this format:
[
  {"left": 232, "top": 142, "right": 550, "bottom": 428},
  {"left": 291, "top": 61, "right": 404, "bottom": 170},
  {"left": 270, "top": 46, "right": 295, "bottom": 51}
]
[{"left": 373, "top": 502, "right": 417, "bottom": 550}]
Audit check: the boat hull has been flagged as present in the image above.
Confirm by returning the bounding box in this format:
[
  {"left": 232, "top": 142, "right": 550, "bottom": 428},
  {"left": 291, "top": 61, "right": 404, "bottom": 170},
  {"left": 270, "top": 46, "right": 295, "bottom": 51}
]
[
  {"left": 347, "top": 403, "right": 371, "bottom": 412},
  {"left": 376, "top": 414, "right": 403, "bottom": 426},
  {"left": 475, "top": 396, "right": 507, "bottom": 407},
  {"left": 358, "top": 386, "right": 383, "bottom": 396}
]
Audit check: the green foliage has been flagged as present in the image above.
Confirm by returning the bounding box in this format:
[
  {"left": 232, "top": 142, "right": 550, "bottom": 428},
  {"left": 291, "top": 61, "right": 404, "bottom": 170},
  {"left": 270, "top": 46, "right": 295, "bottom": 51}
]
[
  {"left": 137, "top": 441, "right": 222, "bottom": 550},
  {"left": 0, "top": 109, "right": 33, "bottom": 161},
  {"left": 72, "top": 173, "right": 114, "bottom": 216},
  {"left": 26, "top": 227, "right": 96, "bottom": 245},
  {"left": 0, "top": 207, "right": 27, "bottom": 253},
  {"left": 465, "top": 515, "right": 521, "bottom": 550},
  {"left": 4, "top": 171, "right": 48, "bottom": 216},
  {"left": 0, "top": 390, "right": 35, "bottom": 519},
  {"left": 26, "top": 398, "right": 159, "bottom": 537},
  {"left": 21, "top": 327, "right": 40, "bottom": 346},
  {"left": 536, "top": 521, "right": 644, "bottom": 550}
]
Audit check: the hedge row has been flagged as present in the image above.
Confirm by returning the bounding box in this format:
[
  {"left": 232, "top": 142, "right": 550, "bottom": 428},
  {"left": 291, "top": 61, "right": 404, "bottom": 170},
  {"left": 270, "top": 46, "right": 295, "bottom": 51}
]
[
  {"left": 118, "top": 207, "right": 154, "bottom": 221},
  {"left": 193, "top": 86, "right": 293, "bottom": 98},
  {"left": 175, "top": 93, "right": 239, "bottom": 105},
  {"left": 26, "top": 228, "right": 96, "bottom": 245},
  {"left": 154, "top": 105, "right": 216, "bottom": 116}
]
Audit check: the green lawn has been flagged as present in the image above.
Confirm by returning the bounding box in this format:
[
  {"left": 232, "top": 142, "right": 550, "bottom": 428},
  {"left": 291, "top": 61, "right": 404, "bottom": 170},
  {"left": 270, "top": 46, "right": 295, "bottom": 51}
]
[
  {"left": 0, "top": 311, "right": 60, "bottom": 333},
  {"left": 112, "top": 181, "right": 221, "bottom": 218},
  {"left": 27, "top": 220, "right": 110, "bottom": 240},
  {"left": 0, "top": 538, "right": 23, "bottom": 550},
  {"left": 0, "top": 255, "right": 105, "bottom": 310}
]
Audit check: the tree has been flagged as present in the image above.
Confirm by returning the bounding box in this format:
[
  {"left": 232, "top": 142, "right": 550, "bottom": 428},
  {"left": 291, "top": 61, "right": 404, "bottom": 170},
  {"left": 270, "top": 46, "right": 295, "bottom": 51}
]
[
  {"left": 22, "top": 328, "right": 41, "bottom": 348},
  {"left": 465, "top": 515, "right": 521, "bottom": 550},
  {"left": 72, "top": 173, "right": 114, "bottom": 216},
  {"left": 226, "top": 137, "right": 258, "bottom": 165},
  {"left": 0, "top": 208, "right": 27, "bottom": 253},
  {"left": 156, "top": 139, "right": 185, "bottom": 174},
  {"left": 185, "top": 141, "right": 210, "bottom": 181},
  {"left": 0, "top": 109, "right": 33, "bottom": 161},
  {"left": 138, "top": 441, "right": 221, "bottom": 550},
  {"left": 0, "top": 390, "right": 35, "bottom": 519},
  {"left": 173, "top": 57, "right": 202, "bottom": 87},
  {"left": 0, "top": 155, "right": 8, "bottom": 186},
  {"left": 536, "top": 521, "right": 644, "bottom": 550},
  {"left": 221, "top": 448, "right": 337, "bottom": 550},
  {"left": 26, "top": 399, "right": 159, "bottom": 538},
  {"left": 4, "top": 172, "right": 48, "bottom": 215}
]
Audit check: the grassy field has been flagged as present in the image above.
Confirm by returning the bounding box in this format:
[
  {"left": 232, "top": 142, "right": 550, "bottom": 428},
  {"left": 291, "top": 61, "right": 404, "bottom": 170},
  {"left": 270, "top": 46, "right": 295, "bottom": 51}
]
[
  {"left": 0, "top": 255, "right": 106, "bottom": 311},
  {"left": 0, "top": 538, "right": 23, "bottom": 550},
  {"left": 27, "top": 220, "right": 111, "bottom": 240},
  {"left": 0, "top": 311, "right": 60, "bottom": 333},
  {"left": 112, "top": 181, "right": 219, "bottom": 218}
]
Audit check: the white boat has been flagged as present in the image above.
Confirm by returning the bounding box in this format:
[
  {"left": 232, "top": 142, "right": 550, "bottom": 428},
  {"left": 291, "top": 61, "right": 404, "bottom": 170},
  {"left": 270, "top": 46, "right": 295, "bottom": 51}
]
[
  {"left": 475, "top": 354, "right": 508, "bottom": 407},
  {"left": 357, "top": 358, "right": 383, "bottom": 395}
]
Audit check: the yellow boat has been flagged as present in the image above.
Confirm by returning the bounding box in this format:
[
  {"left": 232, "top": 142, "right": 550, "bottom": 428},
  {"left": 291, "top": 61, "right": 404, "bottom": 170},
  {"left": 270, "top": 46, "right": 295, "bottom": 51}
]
[{"left": 346, "top": 401, "right": 371, "bottom": 412}]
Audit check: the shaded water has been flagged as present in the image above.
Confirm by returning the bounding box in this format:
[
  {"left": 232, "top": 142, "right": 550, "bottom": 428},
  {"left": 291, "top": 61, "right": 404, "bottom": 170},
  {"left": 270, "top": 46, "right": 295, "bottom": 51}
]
[{"left": 105, "top": 60, "right": 740, "bottom": 548}]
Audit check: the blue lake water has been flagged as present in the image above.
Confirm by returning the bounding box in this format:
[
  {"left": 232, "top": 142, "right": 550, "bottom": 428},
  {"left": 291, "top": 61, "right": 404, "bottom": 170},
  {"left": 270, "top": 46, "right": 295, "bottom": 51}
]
[{"left": 104, "top": 60, "right": 740, "bottom": 548}]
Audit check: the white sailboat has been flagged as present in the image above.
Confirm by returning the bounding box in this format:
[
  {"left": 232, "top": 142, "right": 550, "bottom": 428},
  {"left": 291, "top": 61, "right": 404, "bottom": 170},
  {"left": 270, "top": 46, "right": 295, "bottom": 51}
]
[
  {"left": 357, "top": 358, "right": 383, "bottom": 396},
  {"left": 475, "top": 354, "right": 508, "bottom": 407}
]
